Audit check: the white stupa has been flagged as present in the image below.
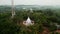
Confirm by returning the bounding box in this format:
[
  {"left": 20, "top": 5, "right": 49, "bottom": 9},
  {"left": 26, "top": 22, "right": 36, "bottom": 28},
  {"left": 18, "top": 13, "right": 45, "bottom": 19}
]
[
  {"left": 23, "top": 17, "right": 34, "bottom": 26},
  {"left": 26, "top": 17, "right": 31, "bottom": 24}
]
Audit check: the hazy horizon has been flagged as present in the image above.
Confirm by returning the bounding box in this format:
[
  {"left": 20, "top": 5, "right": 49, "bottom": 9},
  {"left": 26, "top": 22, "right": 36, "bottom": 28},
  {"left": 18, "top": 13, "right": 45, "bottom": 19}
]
[{"left": 0, "top": 0, "right": 60, "bottom": 6}]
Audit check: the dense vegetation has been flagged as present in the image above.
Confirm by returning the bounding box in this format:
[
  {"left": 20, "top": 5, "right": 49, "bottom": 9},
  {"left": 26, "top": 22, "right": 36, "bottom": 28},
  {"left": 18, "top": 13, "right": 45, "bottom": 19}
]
[{"left": 0, "top": 6, "right": 60, "bottom": 34}]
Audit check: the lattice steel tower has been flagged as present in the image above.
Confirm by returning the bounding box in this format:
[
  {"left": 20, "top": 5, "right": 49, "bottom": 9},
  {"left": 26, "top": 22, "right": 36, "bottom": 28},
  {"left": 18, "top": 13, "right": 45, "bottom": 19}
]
[{"left": 11, "top": 0, "right": 15, "bottom": 18}]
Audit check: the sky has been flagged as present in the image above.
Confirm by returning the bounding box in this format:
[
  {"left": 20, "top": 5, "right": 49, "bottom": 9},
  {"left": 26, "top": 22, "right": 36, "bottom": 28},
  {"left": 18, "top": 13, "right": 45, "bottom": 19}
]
[{"left": 0, "top": 0, "right": 60, "bottom": 6}]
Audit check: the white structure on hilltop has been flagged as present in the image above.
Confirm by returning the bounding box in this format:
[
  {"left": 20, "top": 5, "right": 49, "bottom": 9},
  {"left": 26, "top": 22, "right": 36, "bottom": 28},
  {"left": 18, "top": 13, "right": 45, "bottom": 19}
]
[
  {"left": 23, "top": 17, "right": 34, "bottom": 26},
  {"left": 30, "top": 8, "right": 33, "bottom": 13}
]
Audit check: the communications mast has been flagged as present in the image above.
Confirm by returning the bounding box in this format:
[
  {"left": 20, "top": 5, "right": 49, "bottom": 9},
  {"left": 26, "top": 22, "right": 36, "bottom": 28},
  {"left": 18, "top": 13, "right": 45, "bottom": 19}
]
[{"left": 11, "top": 0, "right": 15, "bottom": 18}]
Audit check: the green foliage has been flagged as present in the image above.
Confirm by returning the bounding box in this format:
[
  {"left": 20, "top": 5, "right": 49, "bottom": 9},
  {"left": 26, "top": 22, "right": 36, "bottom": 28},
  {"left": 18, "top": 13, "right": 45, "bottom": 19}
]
[{"left": 0, "top": 8, "right": 60, "bottom": 34}]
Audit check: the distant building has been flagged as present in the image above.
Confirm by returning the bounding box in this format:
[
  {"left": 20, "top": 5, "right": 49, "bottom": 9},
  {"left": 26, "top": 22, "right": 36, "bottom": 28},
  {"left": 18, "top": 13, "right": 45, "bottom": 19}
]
[
  {"left": 54, "top": 23, "right": 60, "bottom": 29},
  {"left": 30, "top": 8, "right": 33, "bottom": 13},
  {"left": 23, "top": 8, "right": 26, "bottom": 10}
]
